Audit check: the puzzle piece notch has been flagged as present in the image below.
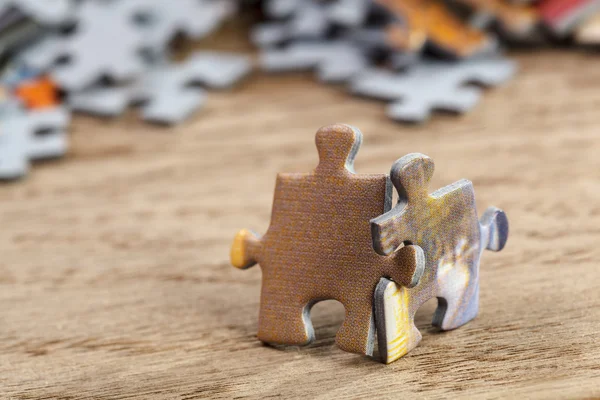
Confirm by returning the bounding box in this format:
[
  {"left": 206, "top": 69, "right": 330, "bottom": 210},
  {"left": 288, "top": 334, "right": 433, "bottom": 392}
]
[
  {"left": 230, "top": 124, "right": 425, "bottom": 357},
  {"left": 0, "top": 106, "right": 69, "bottom": 179},
  {"left": 351, "top": 57, "right": 516, "bottom": 122},
  {"left": 370, "top": 153, "right": 508, "bottom": 363}
]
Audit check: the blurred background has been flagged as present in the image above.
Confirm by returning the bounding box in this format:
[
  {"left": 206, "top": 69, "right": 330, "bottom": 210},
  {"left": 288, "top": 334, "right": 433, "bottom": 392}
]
[
  {"left": 2, "top": 1, "right": 600, "bottom": 398},
  {"left": 0, "top": 0, "right": 598, "bottom": 180}
]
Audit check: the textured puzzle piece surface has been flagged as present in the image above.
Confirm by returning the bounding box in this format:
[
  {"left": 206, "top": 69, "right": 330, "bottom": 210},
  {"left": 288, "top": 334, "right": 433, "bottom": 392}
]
[
  {"left": 0, "top": 106, "right": 69, "bottom": 179},
  {"left": 351, "top": 57, "right": 516, "bottom": 122},
  {"left": 230, "top": 124, "right": 424, "bottom": 356},
  {"left": 370, "top": 153, "right": 509, "bottom": 363}
]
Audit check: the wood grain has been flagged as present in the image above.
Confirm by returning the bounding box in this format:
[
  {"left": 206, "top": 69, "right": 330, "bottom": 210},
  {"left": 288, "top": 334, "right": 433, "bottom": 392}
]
[{"left": 1, "top": 48, "right": 600, "bottom": 399}]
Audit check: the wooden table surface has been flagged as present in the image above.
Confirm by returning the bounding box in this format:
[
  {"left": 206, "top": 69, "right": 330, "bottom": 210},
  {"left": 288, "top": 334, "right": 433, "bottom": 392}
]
[{"left": 1, "top": 49, "right": 600, "bottom": 399}]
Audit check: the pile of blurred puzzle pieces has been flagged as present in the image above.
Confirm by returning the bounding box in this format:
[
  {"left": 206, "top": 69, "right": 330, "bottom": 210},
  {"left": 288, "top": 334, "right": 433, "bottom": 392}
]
[
  {"left": 252, "top": 0, "right": 600, "bottom": 121},
  {"left": 0, "top": 0, "right": 598, "bottom": 181},
  {"left": 0, "top": 0, "right": 251, "bottom": 179}
]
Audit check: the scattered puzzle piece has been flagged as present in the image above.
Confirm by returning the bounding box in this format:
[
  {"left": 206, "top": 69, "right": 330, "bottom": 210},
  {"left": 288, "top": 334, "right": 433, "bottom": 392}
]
[
  {"left": 230, "top": 124, "right": 424, "bottom": 356},
  {"left": 351, "top": 57, "right": 516, "bottom": 122},
  {"left": 70, "top": 51, "right": 251, "bottom": 124},
  {"left": 575, "top": 11, "right": 600, "bottom": 43},
  {"left": 0, "top": 105, "right": 69, "bottom": 179},
  {"left": 370, "top": 153, "right": 509, "bottom": 363}
]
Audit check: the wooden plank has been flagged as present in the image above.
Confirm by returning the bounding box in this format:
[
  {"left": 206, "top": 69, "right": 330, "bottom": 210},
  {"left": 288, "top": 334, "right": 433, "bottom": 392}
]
[{"left": 1, "top": 50, "right": 600, "bottom": 399}]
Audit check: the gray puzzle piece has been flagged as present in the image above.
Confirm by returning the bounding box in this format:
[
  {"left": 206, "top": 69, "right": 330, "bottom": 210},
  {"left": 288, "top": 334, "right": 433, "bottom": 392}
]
[
  {"left": 0, "top": 106, "right": 69, "bottom": 179},
  {"left": 70, "top": 51, "right": 251, "bottom": 124},
  {"left": 351, "top": 58, "right": 517, "bottom": 122},
  {"left": 20, "top": 0, "right": 236, "bottom": 91},
  {"left": 49, "top": 0, "right": 154, "bottom": 91},
  {"left": 260, "top": 41, "right": 368, "bottom": 83}
]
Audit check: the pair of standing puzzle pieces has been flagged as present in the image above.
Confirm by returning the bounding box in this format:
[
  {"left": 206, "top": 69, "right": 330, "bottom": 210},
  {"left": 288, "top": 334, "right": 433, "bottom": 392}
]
[
  {"left": 230, "top": 124, "right": 508, "bottom": 363},
  {"left": 0, "top": 105, "right": 69, "bottom": 179}
]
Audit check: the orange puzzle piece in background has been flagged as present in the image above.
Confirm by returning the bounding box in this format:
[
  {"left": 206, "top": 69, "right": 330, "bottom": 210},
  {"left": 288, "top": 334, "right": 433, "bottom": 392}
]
[{"left": 14, "top": 76, "right": 60, "bottom": 110}]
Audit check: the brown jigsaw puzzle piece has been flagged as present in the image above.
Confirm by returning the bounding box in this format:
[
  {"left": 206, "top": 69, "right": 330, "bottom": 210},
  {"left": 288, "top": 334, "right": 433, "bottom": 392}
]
[{"left": 231, "top": 124, "right": 425, "bottom": 357}]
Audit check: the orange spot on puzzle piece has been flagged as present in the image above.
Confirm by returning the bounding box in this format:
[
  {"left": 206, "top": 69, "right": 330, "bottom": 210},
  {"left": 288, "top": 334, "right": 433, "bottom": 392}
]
[{"left": 14, "top": 76, "right": 60, "bottom": 110}]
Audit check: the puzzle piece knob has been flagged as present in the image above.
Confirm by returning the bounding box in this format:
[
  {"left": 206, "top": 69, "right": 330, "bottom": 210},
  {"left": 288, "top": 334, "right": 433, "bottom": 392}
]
[
  {"left": 315, "top": 124, "right": 362, "bottom": 173},
  {"left": 390, "top": 153, "right": 434, "bottom": 202},
  {"left": 230, "top": 229, "right": 261, "bottom": 269},
  {"left": 480, "top": 207, "right": 509, "bottom": 252}
]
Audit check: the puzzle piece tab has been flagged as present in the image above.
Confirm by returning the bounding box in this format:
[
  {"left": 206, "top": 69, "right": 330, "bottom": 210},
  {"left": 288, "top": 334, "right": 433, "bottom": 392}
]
[
  {"left": 370, "top": 153, "right": 508, "bottom": 363},
  {"left": 351, "top": 57, "right": 516, "bottom": 122},
  {"left": 231, "top": 124, "right": 424, "bottom": 356}
]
